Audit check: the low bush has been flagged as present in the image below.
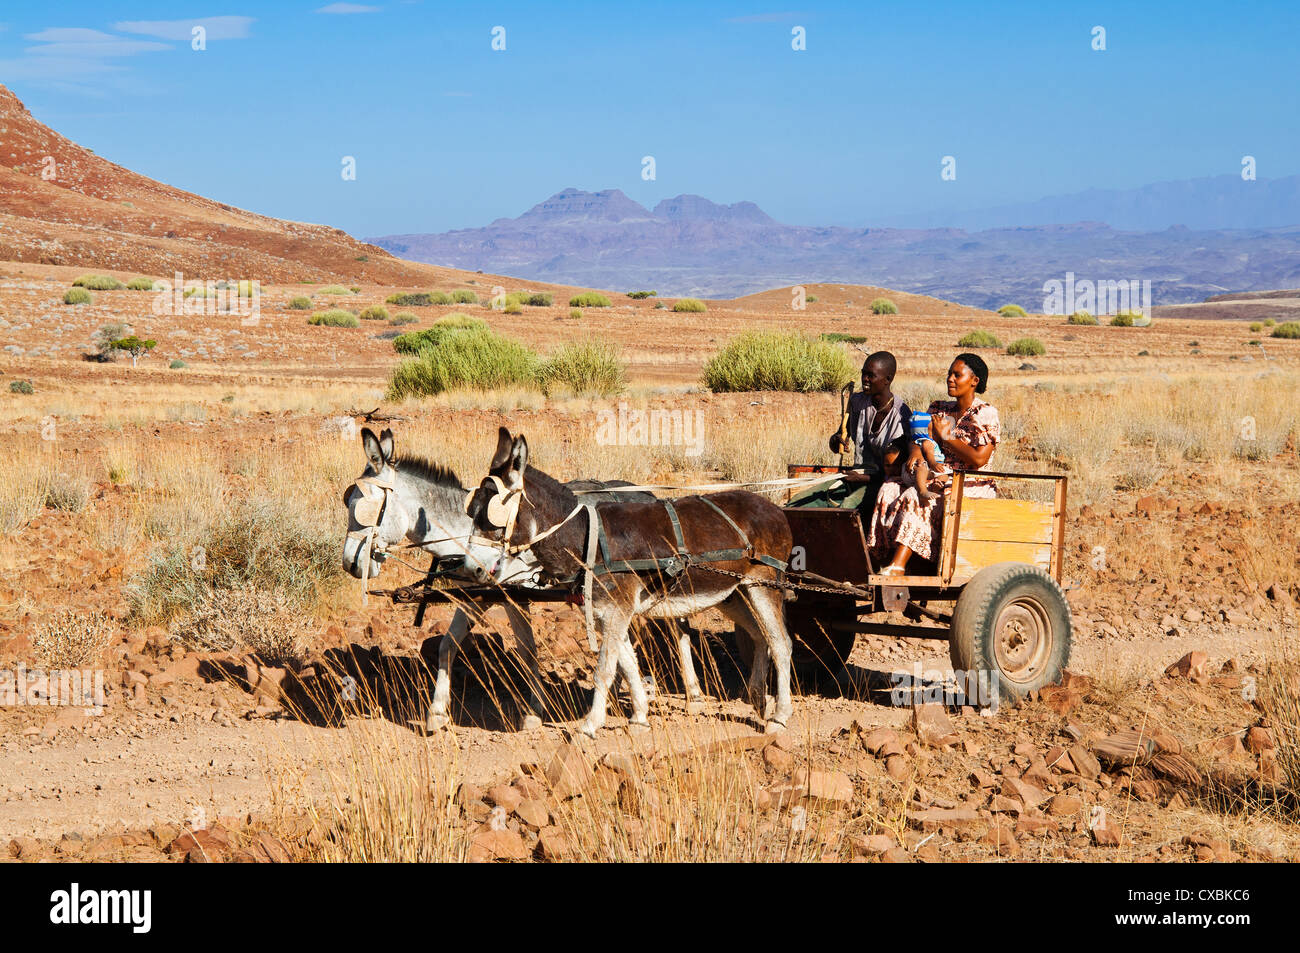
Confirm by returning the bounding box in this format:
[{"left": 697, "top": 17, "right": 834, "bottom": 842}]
[
  {"left": 1272, "top": 321, "right": 1300, "bottom": 339},
  {"left": 569, "top": 292, "right": 612, "bottom": 308},
  {"left": 72, "top": 275, "right": 123, "bottom": 290},
  {"left": 957, "top": 330, "right": 1002, "bottom": 348},
  {"left": 1006, "top": 337, "right": 1046, "bottom": 357},
  {"left": 31, "top": 609, "right": 114, "bottom": 669},
  {"left": 1067, "top": 310, "right": 1097, "bottom": 325},
  {"left": 870, "top": 298, "right": 898, "bottom": 315},
  {"left": 673, "top": 298, "right": 707, "bottom": 313},
  {"left": 287, "top": 296, "right": 312, "bottom": 310},
  {"left": 317, "top": 285, "right": 352, "bottom": 295},
  {"left": 627, "top": 290, "right": 657, "bottom": 299},
  {"left": 1250, "top": 322, "right": 1264, "bottom": 332},
  {"left": 386, "top": 326, "right": 540, "bottom": 398},
  {"left": 820, "top": 332, "right": 866, "bottom": 344},
  {"left": 169, "top": 359, "right": 187, "bottom": 369},
  {"left": 391, "top": 316, "right": 489, "bottom": 355},
  {"left": 63, "top": 288, "right": 92, "bottom": 305},
  {"left": 309, "top": 310, "right": 361, "bottom": 327},
  {"left": 997, "top": 304, "right": 1027, "bottom": 317},
  {"left": 126, "top": 277, "right": 156, "bottom": 291},
  {"left": 539, "top": 337, "right": 627, "bottom": 397},
  {"left": 390, "top": 312, "right": 418, "bottom": 325},
  {"left": 9, "top": 380, "right": 34, "bottom": 394},
  {"left": 1109, "top": 312, "right": 1135, "bottom": 327},
  {"left": 703, "top": 331, "right": 853, "bottom": 393},
  {"left": 359, "top": 305, "right": 390, "bottom": 321},
  {"left": 450, "top": 289, "right": 479, "bottom": 304},
  {"left": 569, "top": 309, "right": 583, "bottom": 320}
]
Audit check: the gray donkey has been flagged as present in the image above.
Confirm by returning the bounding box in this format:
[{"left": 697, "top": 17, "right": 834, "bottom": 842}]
[{"left": 341, "top": 427, "right": 711, "bottom": 730}]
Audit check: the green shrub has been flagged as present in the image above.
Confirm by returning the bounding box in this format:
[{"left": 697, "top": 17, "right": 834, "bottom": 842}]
[
  {"left": 1249, "top": 322, "right": 1264, "bottom": 333},
  {"left": 183, "top": 286, "right": 215, "bottom": 299},
  {"left": 506, "top": 291, "right": 552, "bottom": 308},
  {"left": 539, "top": 337, "right": 627, "bottom": 397},
  {"left": 390, "top": 312, "right": 418, "bottom": 325},
  {"left": 317, "top": 285, "right": 352, "bottom": 295},
  {"left": 350, "top": 286, "right": 361, "bottom": 293},
  {"left": 569, "top": 292, "right": 613, "bottom": 308},
  {"left": 957, "top": 330, "right": 1002, "bottom": 348},
  {"left": 309, "top": 310, "right": 361, "bottom": 327},
  {"left": 1264, "top": 318, "right": 1276, "bottom": 327},
  {"left": 392, "top": 316, "right": 489, "bottom": 354},
  {"left": 1066, "top": 310, "right": 1097, "bottom": 325},
  {"left": 72, "top": 275, "right": 123, "bottom": 290},
  {"left": 569, "top": 309, "right": 583, "bottom": 320},
  {"left": 820, "top": 332, "right": 867, "bottom": 344},
  {"left": 386, "top": 326, "right": 541, "bottom": 398},
  {"left": 703, "top": 331, "right": 854, "bottom": 393},
  {"left": 1006, "top": 337, "right": 1046, "bottom": 357},
  {"left": 806, "top": 295, "right": 818, "bottom": 303},
  {"left": 287, "top": 296, "right": 312, "bottom": 310},
  {"left": 997, "top": 304, "right": 1027, "bottom": 317},
  {"left": 627, "top": 290, "right": 657, "bottom": 299},
  {"left": 127, "top": 277, "right": 156, "bottom": 291},
  {"left": 169, "top": 359, "right": 187, "bottom": 369},
  {"left": 1272, "top": 321, "right": 1300, "bottom": 339},
  {"left": 385, "top": 291, "right": 448, "bottom": 307},
  {"left": 870, "top": 298, "right": 898, "bottom": 315},
  {"left": 504, "top": 301, "right": 523, "bottom": 315},
  {"left": 673, "top": 298, "right": 707, "bottom": 313},
  {"left": 1109, "top": 312, "right": 1135, "bottom": 327},
  {"left": 9, "top": 380, "right": 34, "bottom": 395},
  {"left": 63, "top": 288, "right": 92, "bottom": 305},
  {"left": 359, "top": 305, "right": 390, "bottom": 321},
  {"left": 450, "top": 289, "right": 478, "bottom": 304},
  {"left": 653, "top": 302, "right": 666, "bottom": 309}
]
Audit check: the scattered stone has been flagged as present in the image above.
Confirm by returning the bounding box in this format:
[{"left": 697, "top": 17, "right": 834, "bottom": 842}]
[
  {"left": 1245, "top": 726, "right": 1274, "bottom": 753},
  {"left": 907, "top": 807, "right": 981, "bottom": 831},
  {"left": 544, "top": 743, "right": 594, "bottom": 800},
  {"left": 793, "top": 767, "right": 853, "bottom": 806},
  {"left": 911, "top": 704, "right": 959, "bottom": 747},
  {"left": 1165, "top": 651, "right": 1209, "bottom": 679},
  {"left": 468, "top": 828, "right": 529, "bottom": 863}
]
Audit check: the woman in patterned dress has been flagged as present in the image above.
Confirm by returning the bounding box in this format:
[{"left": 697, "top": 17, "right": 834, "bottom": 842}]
[{"left": 869, "top": 353, "right": 1001, "bottom": 575}]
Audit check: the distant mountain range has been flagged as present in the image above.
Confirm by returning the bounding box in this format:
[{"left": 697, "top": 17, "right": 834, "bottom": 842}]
[{"left": 372, "top": 183, "right": 1300, "bottom": 308}]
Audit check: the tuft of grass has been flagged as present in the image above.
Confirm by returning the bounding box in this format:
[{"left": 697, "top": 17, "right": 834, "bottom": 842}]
[
  {"left": 1110, "top": 311, "right": 1149, "bottom": 327},
  {"left": 9, "top": 380, "right": 34, "bottom": 394},
  {"left": 389, "top": 312, "right": 418, "bottom": 326},
  {"left": 309, "top": 310, "right": 361, "bottom": 327},
  {"left": 317, "top": 285, "right": 353, "bottom": 295},
  {"left": 957, "top": 330, "right": 1002, "bottom": 348},
  {"left": 169, "top": 359, "right": 187, "bottom": 369},
  {"left": 1067, "top": 310, "right": 1098, "bottom": 325},
  {"left": 386, "top": 325, "right": 541, "bottom": 399},
  {"left": 168, "top": 588, "right": 307, "bottom": 662},
  {"left": 1250, "top": 322, "right": 1264, "bottom": 333},
  {"left": 287, "top": 296, "right": 312, "bottom": 310},
  {"left": 672, "top": 298, "right": 707, "bottom": 313},
  {"left": 450, "top": 289, "right": 479, "bottom": 304},
  {"left": 63, "top": 288, "right": 92, "bottom": 305},
  {"left": 539, "top": 336, "right": 627, "bottom": 397},
  {"left": 72, "top": 274, "right": 124, "bottom": 290},
  {"left": 820, "top": 332, "right": 866, "bottom": 344},
  {"left": 504, "top": 301, "right": 523, "bottom": 315},
  {"left": 569, "top": 292, "right": 612, "bottom": 308},
  {"left": 31, "top": 609, "right": 115, "bottom": 669},
  {"left": 126, "top": 277, "right": 156, "bottom": 291},
  {"left": 359, "top": 305, "right": 390, "bottom": 321},
  {"left": 569, "top": 309, "right": 583, "bottom": 320},
  {"left": 1006, "top": 337, "right": 1046, "bottom": 357},
  {"left": 703, "top": 330, "right": 853, "bottom": 393},
  {"left": 1271, "top": 321, "right": 1300, "bottom": 339},
  {"left": 391, "top": 316, "right": 488, "bottom": 354},
  {"left": 1264, "top": 318, "right": 1276, "bottom": 327},
  {"left": 997, "top": 304, "right": 1027, "bottom": 317},
  {"left": 870, "top": 298, "right": 898, "bottom": 315},
  {"left": 386, "top": 291, "right": 452, "bottom": 306}
]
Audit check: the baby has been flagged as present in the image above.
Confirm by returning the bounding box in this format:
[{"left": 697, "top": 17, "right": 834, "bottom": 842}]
[{"left": 907, "top": 411, "right": 950, "bottom": 503}]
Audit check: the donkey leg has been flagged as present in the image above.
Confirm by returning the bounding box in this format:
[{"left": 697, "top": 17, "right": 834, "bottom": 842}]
[
  {"left": 745, "top": 585, "right": 793, "bottom": 731},
  {"left": 716, "top": 594, "right": 770, "bottom": 719},
  {"left": 616, "top": 633, "right": 651, "bottom": 728},
  {"left": 428, "top": 606, "right": 476, "bottom": 730},
  {"left": 673, "top": 620, "right": 705, "bottom": 704},
  {"left": 579, "top": 610, "right": 628, "bottom": 737},
  {"left": 502, "top": 601, "right": 544, "bottom": 731}
]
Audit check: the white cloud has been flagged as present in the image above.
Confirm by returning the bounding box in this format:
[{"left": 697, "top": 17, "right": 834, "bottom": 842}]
[
  {"left": 113, "top": 16, "right": 255, "bottom": 42},
  {"left": 315, "top": 3, "right": 382, "bottom": 13},
  {"left": 23, "top": 27, "right": 171, "bottom": 57}
]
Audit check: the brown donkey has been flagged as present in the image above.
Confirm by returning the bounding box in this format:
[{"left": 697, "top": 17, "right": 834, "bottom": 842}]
[{"left": 466, "top": 428, "right": 794, "bottom": 736}]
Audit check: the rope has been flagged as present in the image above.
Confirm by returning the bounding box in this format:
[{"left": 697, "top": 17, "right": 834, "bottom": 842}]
[{"left": 568, "top": 473, "right": 840, "bottom": 496}]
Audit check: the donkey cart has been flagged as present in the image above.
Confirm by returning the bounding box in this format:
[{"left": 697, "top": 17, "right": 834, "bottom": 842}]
[{"left": 772, "top": 466, "right": 1073, "bottom": 705}]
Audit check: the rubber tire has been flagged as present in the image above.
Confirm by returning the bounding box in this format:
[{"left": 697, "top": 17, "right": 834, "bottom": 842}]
[{"left": 949, "top": 561, "right": 1071, "bottom": 705}]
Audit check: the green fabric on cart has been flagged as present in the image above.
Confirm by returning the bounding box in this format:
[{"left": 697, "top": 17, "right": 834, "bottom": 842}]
[{"left": 787, "top": 477, "right": 869, "bottom": 510}]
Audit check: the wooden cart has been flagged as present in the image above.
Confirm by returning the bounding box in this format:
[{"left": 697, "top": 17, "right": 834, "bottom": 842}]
[{"left": 779, "top": 466, "right": 1072, "bottom": 704}]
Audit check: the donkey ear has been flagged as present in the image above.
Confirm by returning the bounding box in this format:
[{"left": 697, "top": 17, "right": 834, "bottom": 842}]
[
  {"left": 379, "top": 428, "right": 395, "bottom": 463},
  {"left": 361, "top": 427, "right": 383, "bottom": 468},
  {"left": 506, "top": 435, "right": 529, "bottom": 485},
  {"left": 489, "top": 426, "right": 513, "bottom": 471}
]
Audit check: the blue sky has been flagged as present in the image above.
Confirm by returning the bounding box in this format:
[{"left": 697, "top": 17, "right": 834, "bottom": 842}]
[{"left": 2, "top": 1, "right": 1298, "bottom": 236}]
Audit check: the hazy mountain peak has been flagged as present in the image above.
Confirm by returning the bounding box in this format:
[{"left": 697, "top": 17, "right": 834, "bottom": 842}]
[
  {"left": 517, "top": 188, "right": 653, "bottom": 223},
  {"left": 653, "top": 194, "right": 774, "bottom": 224}
]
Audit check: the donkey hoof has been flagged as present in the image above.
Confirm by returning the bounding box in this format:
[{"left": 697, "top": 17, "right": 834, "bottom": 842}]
[
  {"left": 520, "top": 714, "right": 543, "bottom": 731},
  {"left": 577, "top": 720, "right": 600, "bottom": 739},
  {"left": 425, "top": 713, "right": 451, "bottom": 732},
  {"left": 765, "top": 719, "right": 787, "bottom": 735},
  {"left": 627, "top": 720, "right": 651, "bottom": 738}
]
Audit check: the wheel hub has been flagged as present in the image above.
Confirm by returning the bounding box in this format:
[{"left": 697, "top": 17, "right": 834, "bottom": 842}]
[{"left": 993, "top": 597, "right": 1050, "bottom": 684}]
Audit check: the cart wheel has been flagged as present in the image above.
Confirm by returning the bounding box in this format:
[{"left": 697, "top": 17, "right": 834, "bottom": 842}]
[{"left": 950, "top": 562, "right": 1071, "bottom": 705}]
